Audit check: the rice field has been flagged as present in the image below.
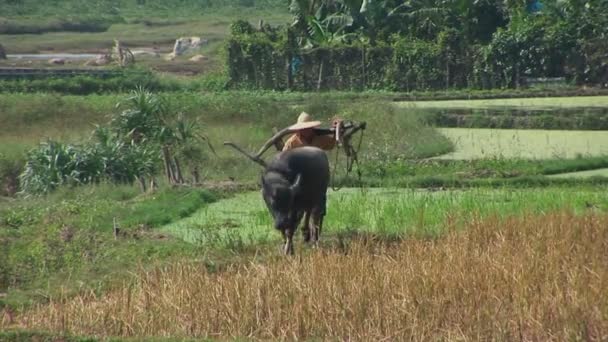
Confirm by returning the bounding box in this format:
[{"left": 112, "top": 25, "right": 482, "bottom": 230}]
[
  {"left": 3, "top": 93, "right": 608, "bottom": 341},
  {"left": 397, "top": 96, "right": 608, "bottom": 109},
  {"left": 435, "top": 128, "right": 608, "bottom": 159},
  {"left": 548, "top": 167, "right": 608, "bottom": 178},
  {"left": 161, "top": 187, "right": 608, "bottom": 247}
]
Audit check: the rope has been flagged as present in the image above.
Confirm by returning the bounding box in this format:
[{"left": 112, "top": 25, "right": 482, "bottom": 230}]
[
  {"left": 331, "top": 125, "right": 364, "bottom": 191},
  {"left": 331, "top": 135, "right": 342, "bottom": 191}
]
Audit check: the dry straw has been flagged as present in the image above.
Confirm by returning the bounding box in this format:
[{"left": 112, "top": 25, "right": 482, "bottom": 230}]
[{"left": 7, "top": 211, "right": 608, "bottom": 340}]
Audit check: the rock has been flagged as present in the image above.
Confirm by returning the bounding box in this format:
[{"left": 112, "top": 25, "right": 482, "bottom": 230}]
[
  {"left": 189, "top": 54, "right": 207, "bottom": 62},
  {"left": 171, "top": 36, "right": 208, "bottom": 57},
  {"left": 49, "top": 58, "right": 66, "bottom": 65},
  {"left": 0, "top": 44, "right": 6, "bottom": 59}
]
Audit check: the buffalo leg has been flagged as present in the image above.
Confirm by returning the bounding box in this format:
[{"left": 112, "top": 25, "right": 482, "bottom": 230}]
[
  {"left": 283, "top": 228, "right": 295, "bottom": 255},
  {"left": 318, "top": 214, "right": 324, "bottom": 239},
  {"left": 310, "top": 207, "right": 323, "bottom": 247},
  {"left": 301, "top": 211, "right": 311, "bottom": 243}
]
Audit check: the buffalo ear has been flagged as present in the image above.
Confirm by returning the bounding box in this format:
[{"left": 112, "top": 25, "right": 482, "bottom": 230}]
[{"left": 290, "top": 173, "right": 302, "bottom": 194}]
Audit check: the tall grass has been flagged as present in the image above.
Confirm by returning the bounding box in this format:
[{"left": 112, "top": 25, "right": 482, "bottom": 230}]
[{"left": 11, "top": 211, "right": 607, "bottom": 340}]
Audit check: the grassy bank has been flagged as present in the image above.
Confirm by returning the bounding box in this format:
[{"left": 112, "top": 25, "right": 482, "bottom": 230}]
[{"left": 0, "top": 184, "right": 217, "bottom": 308}]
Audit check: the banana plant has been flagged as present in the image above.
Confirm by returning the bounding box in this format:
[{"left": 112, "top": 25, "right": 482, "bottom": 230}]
[{"left": 289, "top": 0, "right": 356, "bottom": 47}]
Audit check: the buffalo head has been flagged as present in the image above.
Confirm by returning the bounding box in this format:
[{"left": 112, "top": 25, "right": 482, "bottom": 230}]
[{"left": 261, "top": 172, "right": 302, "bottom": 230}]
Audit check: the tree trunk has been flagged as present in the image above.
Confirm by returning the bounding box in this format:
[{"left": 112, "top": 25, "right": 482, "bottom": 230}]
[
  {"left": 361, "top": 47, "right": 366, "bottom": 90},
  {"left": 317, "top": 58, "right": 325, "bottom": 91},
  {"left": 162, "top": 146, "right": 173, "bottom": 184},
  {"left": 192, "top": 166, "right": 200, "bottom": 184},
  {"left": 515, "top": 63, "right": 521, "bottom": 89},
  {"left": 173, "top": 157, "right": 184, "bottom": 184},
  {"left": 446, "top": 56, "right": 450, "bottom": 91},
  {"left": 286, "top": 56, "right": 293, "bottom": 90},
  {"left": 137, "top": 176, "right": 147, "bottom": 193},
  {"left": 252, "top": 61, "right": 260, "bottom": 88},
  {"left": 149, "top": 177, "right": 158, "bottom": 193}
]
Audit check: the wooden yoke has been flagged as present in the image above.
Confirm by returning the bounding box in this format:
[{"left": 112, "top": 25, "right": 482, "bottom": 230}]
[
  {"left": 224, "top": 121, "right": 367, "bottom": 167},
  {"left": 224, "top": 126, "right": 295, "bottom": 168}
]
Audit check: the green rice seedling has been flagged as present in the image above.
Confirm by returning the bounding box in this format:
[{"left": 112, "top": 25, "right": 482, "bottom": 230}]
[
  {"left": 396, "top": 95, "right": 608, "bottom": 109},
  {"left": 161, "top": 187, "right": 608, "bottom": 247}
]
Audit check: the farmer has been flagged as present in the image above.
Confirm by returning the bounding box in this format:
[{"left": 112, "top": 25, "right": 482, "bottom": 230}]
[
  {"left": 281, "top": 112, "right": 342, "bottom": 221},
  {"left": 282, "top": 112, "right": 341, "bottom": 152}
]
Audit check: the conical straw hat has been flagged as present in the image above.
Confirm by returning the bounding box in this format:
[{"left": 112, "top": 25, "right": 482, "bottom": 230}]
[{"left": 288, "top": 112, "right": 321, "bottom": 130}]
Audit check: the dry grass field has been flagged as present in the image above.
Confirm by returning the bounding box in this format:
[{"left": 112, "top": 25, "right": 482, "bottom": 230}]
[{"left": 8, "top": 211, "right": 607, "bottom": 341}]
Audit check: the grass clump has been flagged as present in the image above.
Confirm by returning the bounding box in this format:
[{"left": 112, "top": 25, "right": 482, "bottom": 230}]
[{"left": 11, "top": 211, "right": 607, "bottom": 340}]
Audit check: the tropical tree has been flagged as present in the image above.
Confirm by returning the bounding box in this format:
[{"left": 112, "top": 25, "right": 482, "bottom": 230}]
[
  {"left": 112, "top": 88, "right": 214, "bottom": 186},
  {"left": 19, "top": 88, "right": 214, "bottom": 195},
  {"left": 288, "top": 0, "right": 357, "bottom": 47}
]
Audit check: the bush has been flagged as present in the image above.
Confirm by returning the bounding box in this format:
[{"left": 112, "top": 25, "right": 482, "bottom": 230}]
[{"left": 18, "top": 136, "right": 159, "bottom": 195}]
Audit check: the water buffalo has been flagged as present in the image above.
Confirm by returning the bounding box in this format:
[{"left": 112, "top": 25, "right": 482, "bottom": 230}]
[
  {"left": 224, "top": 120, "right": 365, "bottom": 255},
  {"left": 261, "top": 146, "right": 330, "bottom": 255}
]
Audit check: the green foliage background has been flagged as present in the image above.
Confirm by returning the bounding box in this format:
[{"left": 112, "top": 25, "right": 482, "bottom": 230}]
[{"left": 226, "top": 0, "right": 608, "bottom": 90}]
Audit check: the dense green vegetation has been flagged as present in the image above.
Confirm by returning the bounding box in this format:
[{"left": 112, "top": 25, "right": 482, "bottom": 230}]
[{"left": 227, "top": 0, "right": 608, "bottom": 90}]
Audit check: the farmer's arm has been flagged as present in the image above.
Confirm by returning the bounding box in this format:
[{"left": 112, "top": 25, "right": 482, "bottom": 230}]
[{"left": 282, "top": 134, "right": 302, "bottom": 152}]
